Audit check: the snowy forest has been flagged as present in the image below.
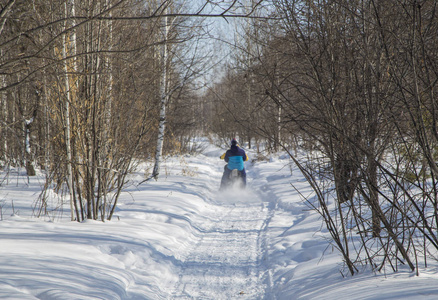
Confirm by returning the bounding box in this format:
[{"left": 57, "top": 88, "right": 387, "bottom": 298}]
[{"left": 2, "top": 0, "right": 438, "bottom": 298}]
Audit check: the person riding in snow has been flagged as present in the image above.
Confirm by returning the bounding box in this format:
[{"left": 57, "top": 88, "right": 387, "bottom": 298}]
[{"left": 220, "top": 138, "right": 249, "bottom": 189}]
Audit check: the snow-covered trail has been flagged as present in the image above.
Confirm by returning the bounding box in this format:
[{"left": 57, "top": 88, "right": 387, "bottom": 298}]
[
  {"left": 3, "top": 141, "right": 438, "bottom": 299},
  {"left": 158, "top": 146, "right": 273, "bottom": 299},
  {"left": 171, "top": 191, "right": 269, "bottom": 299}
]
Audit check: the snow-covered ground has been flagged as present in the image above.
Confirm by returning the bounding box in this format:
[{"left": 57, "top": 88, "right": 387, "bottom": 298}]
[{"left": 1, "top": 141, "right": 438, "bottom": 299}]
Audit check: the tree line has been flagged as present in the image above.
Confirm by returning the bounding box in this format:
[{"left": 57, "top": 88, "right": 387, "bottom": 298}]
[
  {"left": 0, "top": 0, "right": 268, "bottom": 221},
  {"left": 208, "top": 0, "right": 438, "bottom": 275},
  {"left": 0, "top": 0, "right": 213, "bottom": 221}
]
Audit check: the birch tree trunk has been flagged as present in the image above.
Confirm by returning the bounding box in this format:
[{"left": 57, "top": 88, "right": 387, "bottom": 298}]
[
  {"left": 152, "top": 12, "right": 169, "bottom": 179},
  {"left": 101, "top": 0, "right": 113, "bottom": 221},
  {"left": 1, "top": 55, "right": 6, "bottom": 163},
  {"left": 24, "top": 107, "right": 36, "bottom": 177},
  {"left": 63, "top": 1, "right": 75, "bottom": 221},
  {"left": 0, "top": 2, "right": 15, "bottom": 165}
]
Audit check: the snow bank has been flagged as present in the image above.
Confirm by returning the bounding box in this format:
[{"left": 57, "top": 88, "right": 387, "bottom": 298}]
[{"left": 1, "top": 143, "right": 437, "bottom": 299}]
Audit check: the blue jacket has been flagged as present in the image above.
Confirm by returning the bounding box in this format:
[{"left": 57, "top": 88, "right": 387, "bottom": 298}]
[{"left": 222, "top": 145, "right": 248, "bottom": 171}]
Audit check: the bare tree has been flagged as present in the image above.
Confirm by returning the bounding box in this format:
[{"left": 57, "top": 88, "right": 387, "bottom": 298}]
[{"left": 205, "top": 0, "right": 438, "bottom": 276}]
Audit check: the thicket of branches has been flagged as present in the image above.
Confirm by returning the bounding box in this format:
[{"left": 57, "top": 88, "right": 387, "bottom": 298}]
[
  {"left": 0, "top": 0, "right": 210, "bottom": 221},
  {"left": 208, "top": 0, "right": 438, "bottom": 275}
]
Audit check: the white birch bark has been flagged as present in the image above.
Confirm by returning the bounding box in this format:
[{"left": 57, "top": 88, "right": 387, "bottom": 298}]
[
  {"left": 43, "top": 77, "right": 50, "bottom": 169},
  {"left": 1, "top": 52, "right": 6, "bottom": 161},
  {"left": 70, "top": 0, "right": 79, "bottom": 219},
  {"left": 99, "top": 0, "right": 113, "bottom": 220},
  {"left": 63, "top": 1, "right": 75, "bottom": 221},
  {"left": 152, "top": 12, "right": 169, "bottom": 179},
  {"left": 106, "top": 0, "right": 113, "bottom": 118},
  {"left": 24, "top": 118, "right": 33, "bottom": 157}
]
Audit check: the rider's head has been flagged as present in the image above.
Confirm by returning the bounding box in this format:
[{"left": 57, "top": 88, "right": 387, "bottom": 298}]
[{"left": 231, "top": 138, "right": 237, "bottom": 146}]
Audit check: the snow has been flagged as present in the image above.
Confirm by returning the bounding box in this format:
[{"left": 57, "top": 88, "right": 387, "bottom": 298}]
[{"left": 1, "top": 141, "right": 438, "bottom": 299}]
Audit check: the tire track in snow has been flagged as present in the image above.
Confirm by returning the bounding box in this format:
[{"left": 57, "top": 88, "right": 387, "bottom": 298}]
[
  {"left": 171, "top": 197, "right": 269, "bottom": 299},
  {"left": 256, "top": 184, "right": 280, "bottom": 300}
]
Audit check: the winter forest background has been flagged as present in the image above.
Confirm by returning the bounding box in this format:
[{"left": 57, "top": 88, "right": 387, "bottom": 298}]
[{"left": 2, "top": 0, "right": 438, "bottom": 280}]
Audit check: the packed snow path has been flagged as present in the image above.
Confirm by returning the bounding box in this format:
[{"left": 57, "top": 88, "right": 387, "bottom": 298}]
[{"left": 171, "top": 196, "right": 269, "bottom": 299}]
